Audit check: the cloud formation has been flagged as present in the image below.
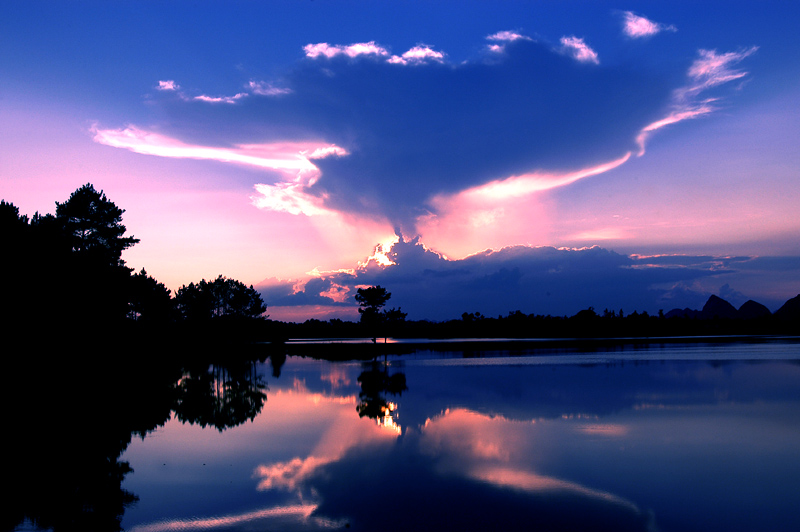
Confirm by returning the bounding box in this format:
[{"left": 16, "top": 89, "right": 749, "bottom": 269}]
[
  {"left": 559, "top": 36, "right": 600, "bottom": 64},
  {"left": 259, "top": 239, "right": 799, "bottom": 321},
  {"left": 96, "top": 27, "right": 756, "bottom": 238},
  {"left": 622, "top": 11, "right": 677, "bottom": 38},
  {"left": 92, "top": 125, "right": 346, "bottom": 177},
  {"left": 637, "top": 46, "right": 758, "bottom": 152}
]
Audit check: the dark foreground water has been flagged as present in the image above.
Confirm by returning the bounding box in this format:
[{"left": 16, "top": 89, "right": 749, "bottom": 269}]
[{"left": 14, "top": 339, "right": 800, "bottom": 532}]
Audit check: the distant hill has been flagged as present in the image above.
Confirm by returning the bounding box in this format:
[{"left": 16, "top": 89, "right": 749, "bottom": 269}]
[
  {"left": 667, "top": 294, "right": 798, "bottom": 321},
  {"left": 738, "top": 300, "right": 771, "bottom": 320},
  {"left": 701, "top": 295, "right": 739, "bottom": 320},
  {"left": 775, "top": 294, "right": 800, "bottom": 321}
]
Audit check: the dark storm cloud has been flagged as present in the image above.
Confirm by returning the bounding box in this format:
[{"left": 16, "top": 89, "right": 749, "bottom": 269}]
[
  {"left": 261, "top": 241, "right": 753, "bottom": 320},
  {"left": 150, "top": 37, "right": 673, "bottom": 234}
]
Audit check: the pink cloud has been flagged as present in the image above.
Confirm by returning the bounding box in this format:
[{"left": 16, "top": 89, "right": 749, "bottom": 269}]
[
  {"left": 685, "top": 47, "right": 758, "bottom": 92},
  {"left": 453, "top": 152, "right": 632, "bottom": 201},
  {"left": 156, "top": 80, "right": 179, "bottom": 91},
  {"left": 129, "top": 505, "right": 319, "bottom": 532},
  {"left": 622, "top": 11, "right": 676, "bottom": 38},
  {"left": 559, "top": 36, "right": 599, "bottom": 64},
  {"left": 92, "top": 125, "right": 346, "bottom": 176},
  {"left": 416, "top": 156, "right": 630, "bottom": 257},
  {"left": 418, "top": 408, "right": 640, "bottom": 510},
  {"left": 637, "top": 47, "right": 757, "bottom": 154},
  {"left": 487, "top": 30, "right": 530, "bottom": 43},
  {"left": 485, "top": 31, "right": 532, "bottom": 53},
  {"left": 388, "top": 45, "right": 446, "bottom": 65},
  {"left": 303, "top": 41, "right": 390, "bottom": 59},
  {"left": 252, "top": 181, "right": 332, "bottom": 216}
]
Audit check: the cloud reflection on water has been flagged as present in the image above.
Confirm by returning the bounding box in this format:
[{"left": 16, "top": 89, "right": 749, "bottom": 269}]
[{"left": 122, "top": 354, "right": 800, "bottom": 532}]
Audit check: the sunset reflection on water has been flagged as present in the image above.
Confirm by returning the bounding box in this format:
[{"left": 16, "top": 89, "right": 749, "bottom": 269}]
[{"left": 121, "top": 346, "right": 800, "bottom": 532}]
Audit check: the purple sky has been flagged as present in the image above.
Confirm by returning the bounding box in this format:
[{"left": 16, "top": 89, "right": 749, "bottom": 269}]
[{"left": 3, "top": 1, "right": 800, "bottom": 320}]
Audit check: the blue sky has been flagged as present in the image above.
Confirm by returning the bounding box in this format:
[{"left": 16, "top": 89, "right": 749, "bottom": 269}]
[{"left": 2, "top": 1, "right": 800, "bottom": 320}]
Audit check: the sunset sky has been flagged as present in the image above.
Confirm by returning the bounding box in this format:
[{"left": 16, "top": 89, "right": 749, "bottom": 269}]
[{"left": 3, "top": 1, "right": 800, "bottom": 321}]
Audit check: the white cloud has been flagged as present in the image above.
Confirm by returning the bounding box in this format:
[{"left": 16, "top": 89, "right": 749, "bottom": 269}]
[
  {"left": 248, "top": 81, "right": 292, "bottom": 96},
  {"left": 156, "top": 80, "right": 179, "bottom": 91},
  {"left": 486, "top": 31, "right": 532, "bottom": 53},
  {"left": 303, "top": 41, "right": 390, "bottom": 59},
  {"left": 92, "top": 125, "right": 345, "bottom": 176},
  {"left": 487, "top": 30, "right": 530, "bottom": 43},
  {"left": 389, "top": 45, "right": 446, "bottom": 65},
  {"left": 622, "top": 11, "right": 676, "bottom": 38},
  {"left": 194, "top": 92, "right": 249, "bottom": 104},
  {"left": 559, "top": 36, "right": 599, "bottom": 64}
]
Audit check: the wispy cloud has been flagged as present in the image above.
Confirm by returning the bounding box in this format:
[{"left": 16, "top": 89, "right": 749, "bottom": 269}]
[
  {"left": 486, "top": 30, "right": 532, "bottom": 53},
  {"left": 248, "top": 80, "right": 292, "bottom": 96},
  {"left": 456, "top": 152, "right": 632, "bottom": 200},
  {"left": 92, "top": 125, "right": 345, "bottom": 176},
  {"left": 194, "top": 92, "right": 249, "bottom": 104},
  {"left": 684, "top": 47, "right": 759, "bottom": 94},
  {"left": 622, "top": 11, "right": 676, "bottom": 38},
  {"left": 559, "top": 36, "right": 599, "bottom": 64},
  {"left": 104, "top": 31, "right": 755, "bottom": 240},
  {"left": 637, "top": 46, "right": 758, "bottom": 153}
]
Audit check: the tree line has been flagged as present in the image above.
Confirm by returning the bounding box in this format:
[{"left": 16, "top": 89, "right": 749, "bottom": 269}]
[
  {"left": 3, "top": 184, "right": 798, "bottom": 348},
  {"left": 1, "top": 184, "right": 267, "bottom": 347}
]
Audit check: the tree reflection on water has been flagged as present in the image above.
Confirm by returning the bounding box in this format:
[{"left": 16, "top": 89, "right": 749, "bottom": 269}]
[
  {"left": 4, "top": 345, "right": 276, "bottom": 532},
  {"left": 173, "top": 360, "right": 267, "bottom": 432},
  {"left": 356, "top": 360, "right": 407, "bottom": 433}
]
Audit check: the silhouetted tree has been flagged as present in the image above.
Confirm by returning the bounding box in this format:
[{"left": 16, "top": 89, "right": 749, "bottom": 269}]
[
  {"left": 383, "top": 306, "right": 408, "bottom": 336},
  {"left": 128, "top": 268, "right": 175, "bottom": 324},
  {"left": 176, "top": 275, "right": 267, "bottom": 322},
  {"left": 355, "top": 285, "right": 391, "bottom": 340},
  {"left": 356, "top": 361, "right": 407, "bottom": 421},
  {"left": 173, "top": 362, "right": 267, "bottom": 431},
  {"left": 355, "top": 285, "right": 391, "bottom": 316},
  {"left": 55, "top": 183, "right": 139, "bottom": 267}
]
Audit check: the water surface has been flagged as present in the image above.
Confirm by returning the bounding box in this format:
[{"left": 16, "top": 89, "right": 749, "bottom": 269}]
[{"left": 111, "top": 340, "right": 800, "bottom": 532}]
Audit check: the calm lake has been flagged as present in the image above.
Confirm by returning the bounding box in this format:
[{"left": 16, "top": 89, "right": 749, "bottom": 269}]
[{"left": 13, "top": 338, "right": 800, "bottom": 532}]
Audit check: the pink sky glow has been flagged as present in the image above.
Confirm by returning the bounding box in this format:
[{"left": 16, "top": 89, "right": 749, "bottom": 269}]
[{"left": 4, "top": 2, "right": 799, "bottom": 321}]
